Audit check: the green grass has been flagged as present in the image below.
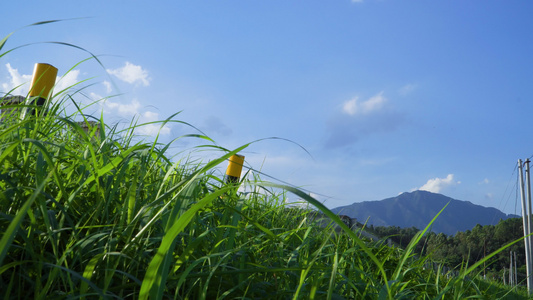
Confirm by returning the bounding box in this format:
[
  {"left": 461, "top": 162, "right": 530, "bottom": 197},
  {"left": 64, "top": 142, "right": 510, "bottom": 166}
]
[{"left": 0, "top": 23, "right": 531, "bottom": 299}]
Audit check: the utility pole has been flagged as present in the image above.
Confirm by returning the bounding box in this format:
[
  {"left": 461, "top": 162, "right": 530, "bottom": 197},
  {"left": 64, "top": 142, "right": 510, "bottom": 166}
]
[
  {"left": 513, "top": 251, "right": 518, "bottom": 285},
  {"left": 503, "top": 267, "right": 506, "bottom": 285},
  {"left": 526, "top": 159, "right": 533, "bottom": 288},
  {"left": 518, "top": 159, "right": 532, "bottom": 293}
]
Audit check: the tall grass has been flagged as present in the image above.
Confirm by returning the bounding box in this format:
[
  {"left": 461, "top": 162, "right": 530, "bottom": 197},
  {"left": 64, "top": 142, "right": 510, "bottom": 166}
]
[{"left": 0, "top": 25, "right": 531, "bottom": 299}]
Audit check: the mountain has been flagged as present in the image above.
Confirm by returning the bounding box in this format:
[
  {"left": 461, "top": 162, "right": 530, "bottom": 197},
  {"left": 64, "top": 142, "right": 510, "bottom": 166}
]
[{"left": 331, "top": 190, "right": 520, "bottom": 235}]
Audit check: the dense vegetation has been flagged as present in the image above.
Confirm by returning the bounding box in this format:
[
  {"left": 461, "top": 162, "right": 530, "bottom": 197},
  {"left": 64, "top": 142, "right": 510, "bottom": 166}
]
[
  {"left": 0, "top": 25, "right": 530, "bottom": 299},
  {"left": 370, "top": 217, "right": 526, "bottom": 283}
]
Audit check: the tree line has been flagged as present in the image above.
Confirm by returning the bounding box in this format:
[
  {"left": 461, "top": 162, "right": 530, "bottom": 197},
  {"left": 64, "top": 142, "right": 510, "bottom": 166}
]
[{"left": 367, "top": 217, "right": 526, "bottom": 282}]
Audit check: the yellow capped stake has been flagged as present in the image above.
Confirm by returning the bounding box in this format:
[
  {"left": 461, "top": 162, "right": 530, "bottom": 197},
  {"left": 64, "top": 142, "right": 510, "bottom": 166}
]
[
  {"left": 29, "top": 63, "right": 58, "bottom": 99},
  {"left": 225, "top": 154, "right": 245, "bottom": 183},
  {"left": 28, "top": 63, "right": 58, "bottom": 116}
]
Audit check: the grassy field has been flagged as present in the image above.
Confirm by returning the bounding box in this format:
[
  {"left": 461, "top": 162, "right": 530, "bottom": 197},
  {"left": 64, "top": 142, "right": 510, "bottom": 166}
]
[{"left": 0, "top": 25, "right": 530, "bottom": 299}]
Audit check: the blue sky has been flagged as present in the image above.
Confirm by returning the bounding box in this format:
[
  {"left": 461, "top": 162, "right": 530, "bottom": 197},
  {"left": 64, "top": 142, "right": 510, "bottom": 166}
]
[{"left": 2, "top": 1, "right": 533, "bottom": 215}]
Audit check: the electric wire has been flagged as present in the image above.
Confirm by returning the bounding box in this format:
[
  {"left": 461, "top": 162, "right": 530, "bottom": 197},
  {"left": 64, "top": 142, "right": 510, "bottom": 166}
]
[
  {"left": 240, "top": 163, "right": 335, "bottom": 204},
  {"left": 491, "top": 162, "right": 518, "bottom": 225}
]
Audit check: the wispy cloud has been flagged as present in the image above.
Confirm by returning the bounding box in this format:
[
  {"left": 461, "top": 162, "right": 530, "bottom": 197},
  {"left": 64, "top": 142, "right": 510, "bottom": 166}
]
[
  {"left": 107, "top": 62, "right": 150, "bottom": 86},
  {"left": 136, "top": 111, "right": 171, "bottom": 136},
  {"left": 325, "top": 91, "right": 404, "bottom": 148},
  {"left": 102, "top": 98, "right": 171, "bottom": 136},
  {"left": 201, "top": 115, "right": 232, "bottom": 136},
  {"left": 359, "top": 156, "right": 396, "bottom": 166},
  {"left": 398, "top": 83, "right": 417, "bottom": 96},
  {"left": 416, "top": 174, "right": 460, "bottom": 193},
  {"left": 104, "top": 98, "right": 142, "bottom": 116},
  {"left": 342, "top": 92, "right": 386, "bottom": 116},
  {"left": 103, "top": 81, "right": 112, "bottom": 93}
]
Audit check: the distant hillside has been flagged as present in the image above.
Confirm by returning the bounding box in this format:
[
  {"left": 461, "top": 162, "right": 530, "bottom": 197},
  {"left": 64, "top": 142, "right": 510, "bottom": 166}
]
[{"left": 331, "top": 190, "right": 519, "bottom": 235}]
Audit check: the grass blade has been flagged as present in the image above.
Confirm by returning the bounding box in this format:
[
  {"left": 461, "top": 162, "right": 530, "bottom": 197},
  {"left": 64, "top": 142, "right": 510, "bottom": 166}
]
[
  {"left": 0, "top": 173, "right": 50, "bottom": 266},
  {"left": 139, "top": 186, "right": 230, "bottom": 300}
]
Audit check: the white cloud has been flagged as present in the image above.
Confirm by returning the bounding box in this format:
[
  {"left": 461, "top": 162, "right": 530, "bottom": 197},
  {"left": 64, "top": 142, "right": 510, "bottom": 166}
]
[
  {"left": 101, "top": 99, "right": 171, "bottom": 136},
  {"left": 143, "top": 111, "right": 159, "bottom": 120},
  {"left": 399, "top": 84, "right": 417, "bottom": 96},
  {"left": 342, "top": 92, "right": 386, "bottom": 116},
  {"left": 90, "top": 92, "right": 104, "bottom": 101},
  {"left": 285, "top": 192, "right": 314, "bottom": 208},
  {"left": 363, "top": 92, "right": 386, "bottom": 112},
  {"left": 136, "top": 122, "right": 171, "bottom": 136},
  {"left": 342, "top": 97, "right": 358, "bottom": 115},
  {"left": 480, "top": 178, "right": 490, "bottom": 185},
  {"left": 136, "top": 111, "right": 171, "bottom": 136},
  {"left": 104, "top": 99, "right": 141, "bottom": 116},
  {"left": 417, "top": 174, "right": 460, "bottom": 193},
  {"left": 2, "top": 63, "right": 32, "bottom": 95},
  {"left": 326, "top": 91, "right": 403, "bottom": 148},
  {"left": 103, "top": 81, "right": 112, "bottom": 93},
  {"left": 56, "top": 70, "right": 80, "bottom": 93},
  {"left": 107, "top": 62, "right": 150, "bottom": 86}
]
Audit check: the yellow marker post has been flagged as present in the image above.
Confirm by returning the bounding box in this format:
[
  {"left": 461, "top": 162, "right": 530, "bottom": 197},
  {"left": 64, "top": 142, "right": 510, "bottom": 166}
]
[
  {"left": 28, "top": 63, "right": 58, "bottom": 116},
  {"left": 225, "top": 154, "right": 245, "bottom": 183}
]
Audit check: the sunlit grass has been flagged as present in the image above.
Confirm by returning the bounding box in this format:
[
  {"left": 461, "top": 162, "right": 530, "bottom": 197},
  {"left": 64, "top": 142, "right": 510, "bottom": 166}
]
[{"left": 0, "top": 23, "right": 531, "bottom": 299}]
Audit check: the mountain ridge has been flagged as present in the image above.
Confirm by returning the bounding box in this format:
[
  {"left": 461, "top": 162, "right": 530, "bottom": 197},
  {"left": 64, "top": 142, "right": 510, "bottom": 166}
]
[{"left": 331, "top": 190, "right": 519, "bottom": 235}]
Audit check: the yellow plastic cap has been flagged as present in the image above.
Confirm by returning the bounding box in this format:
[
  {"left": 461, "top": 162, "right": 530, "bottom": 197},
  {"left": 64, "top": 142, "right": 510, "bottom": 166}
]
[
  {"left": 225, "top": 154, "right": 245, "bottom": 178},
  {"left": 29, "top": 63, "right": 58, "bottom": 99}
]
